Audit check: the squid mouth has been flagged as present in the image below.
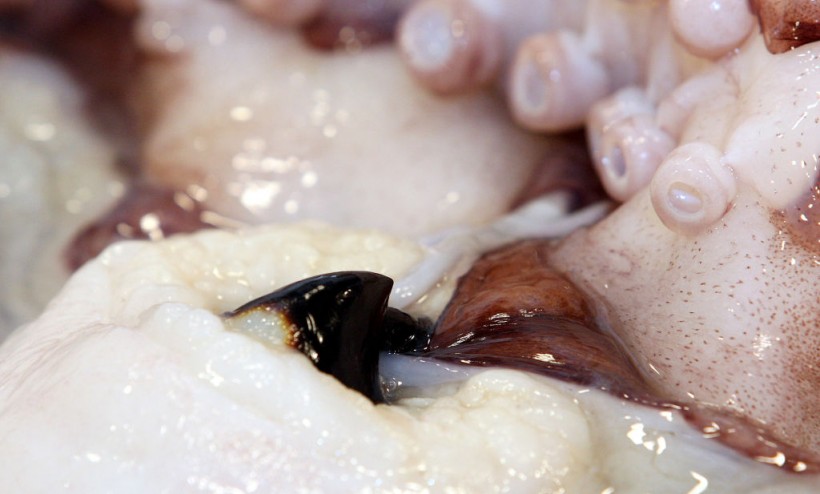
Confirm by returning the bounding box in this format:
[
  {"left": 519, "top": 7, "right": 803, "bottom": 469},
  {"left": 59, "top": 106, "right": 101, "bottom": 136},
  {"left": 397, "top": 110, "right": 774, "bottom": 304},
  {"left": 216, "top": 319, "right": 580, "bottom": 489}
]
[{"left": 223, "top": 242, "right": 820, "bottom": 476}]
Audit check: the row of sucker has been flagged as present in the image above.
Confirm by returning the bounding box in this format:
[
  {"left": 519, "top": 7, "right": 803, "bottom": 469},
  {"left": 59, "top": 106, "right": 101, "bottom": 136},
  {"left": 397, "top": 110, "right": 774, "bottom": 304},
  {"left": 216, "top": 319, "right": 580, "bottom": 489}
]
[{"left": 393, "top": 0, "right": 820, "bottom": 242}]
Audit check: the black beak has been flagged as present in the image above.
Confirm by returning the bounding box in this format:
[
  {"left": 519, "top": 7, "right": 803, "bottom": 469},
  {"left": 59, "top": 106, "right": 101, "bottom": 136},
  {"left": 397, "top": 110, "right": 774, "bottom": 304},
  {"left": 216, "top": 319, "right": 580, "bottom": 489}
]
[{"left": 223, "top": 271, "right": 430, "bottom": 402}]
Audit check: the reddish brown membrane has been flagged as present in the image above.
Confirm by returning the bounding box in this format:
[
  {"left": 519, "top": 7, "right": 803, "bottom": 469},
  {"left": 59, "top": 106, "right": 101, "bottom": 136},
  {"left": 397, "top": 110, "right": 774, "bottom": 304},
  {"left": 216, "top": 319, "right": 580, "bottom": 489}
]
[
  {"left": 301, "top": 7, "right": 399, "bottom": 51},
  {"left": 427, "top": 240, "right": 820, "bottom": 473},
  {"left": 428, "top": 240, "right": 650, "bottom": 398},
  {"left": 65, "top": 182, "right": 214, "bottom": 270},
  {"left": 0, "top": 0, "right": 88, "bottom": 39},
  {"left": 511, "top": 132, "right": 607, "bottom": 210},
  {"left": 752, "top": 0, "right": 820, "bottom": 53},
  {"left": 245, "top": 0, "right": 410, "bottom": 51}
]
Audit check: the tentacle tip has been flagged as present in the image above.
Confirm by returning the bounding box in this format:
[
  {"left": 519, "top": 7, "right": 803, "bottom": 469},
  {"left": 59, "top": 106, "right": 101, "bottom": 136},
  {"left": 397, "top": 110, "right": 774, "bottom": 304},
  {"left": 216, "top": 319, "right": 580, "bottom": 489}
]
[
  {"left": 398, "top": 2, "right": 456, "bottom": 73},
  {"left": 596, "top": 143, "right": 629, "bottom": 200},
  {"left": 651, "top": 184, "right": 720, "bottom": 236},
  {"left": 669, "top": 0, "right": 756, "bottom": 59},
  {"left": 509, "top": 58, "right": 552, "bottom": 129},
  {"left": 592, "top": 116, "right": 675, "bottom": 203},
  {"left": 650, "top": 172, "right": 734, "bottom": 236},
  {"left": 509, "top": 32, "right": 609, "bottom": 132},
  {"left": 649, "top": 143, "right": 738, "bottom": 236},
  {"left": 398, "top": 0, "right": 500, "bottom": 94}
]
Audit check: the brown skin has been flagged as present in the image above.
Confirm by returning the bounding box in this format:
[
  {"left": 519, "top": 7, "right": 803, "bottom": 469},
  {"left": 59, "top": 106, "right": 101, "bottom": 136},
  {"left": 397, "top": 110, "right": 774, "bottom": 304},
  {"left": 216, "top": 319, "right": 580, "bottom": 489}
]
[{"left": 751, "top": 0, "right": 820, "bottom": 53}]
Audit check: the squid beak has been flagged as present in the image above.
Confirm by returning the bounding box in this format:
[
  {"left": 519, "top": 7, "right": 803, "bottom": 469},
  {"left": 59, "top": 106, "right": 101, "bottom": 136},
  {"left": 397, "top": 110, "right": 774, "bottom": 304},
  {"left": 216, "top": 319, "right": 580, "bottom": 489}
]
[{"left": 223, "top": 271, "right": 431, "bottom": 402}]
